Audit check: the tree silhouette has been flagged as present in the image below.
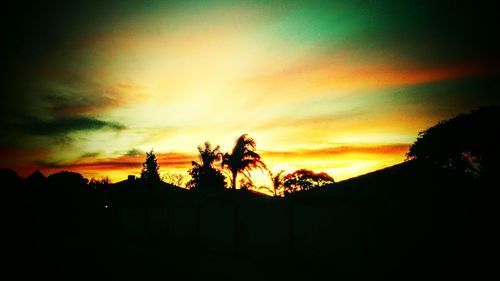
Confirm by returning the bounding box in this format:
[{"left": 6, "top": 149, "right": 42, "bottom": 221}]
[
  {"left": 222, "top": 134, "right": 266, "bottom": 190},
  {"left": 140, "top": 149, "right": 161, "bottom": 182},
  {"left": 88, "top": 177, "right": 110, "bottom": 190},
  {"left": 407, "top": 106, "right": 500, "bottom": 179},
  {"left": 268, "top": 169, "right": 285, "bottom": 196},
  {"left": 187, "top": 142, "right": 226, "bottom": 190},
  {"left": 45, "top": 170, "right": 90, "bottom": 206},
  {"left": 162, "top": 172, "right": 186, "bottom": 187},
  {"left": 283, "top": 169, "right": 334, "bottom": 194}
]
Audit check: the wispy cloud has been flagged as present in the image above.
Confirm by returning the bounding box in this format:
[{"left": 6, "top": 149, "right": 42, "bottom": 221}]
[
  {"left": 262, "top": 144, "right": 409, "bottom": 159},
  {"left": 34, "top": 151, "right": 194, "bottom": 172},
  {"left": 123, "top": 148, "right": 142, "bottom": 157},
  {"left": 241, "top": 60, "right": 490, "bottom": 103},
  {"left": 19, "top": 116, "right": 125, "bottom": 136}
]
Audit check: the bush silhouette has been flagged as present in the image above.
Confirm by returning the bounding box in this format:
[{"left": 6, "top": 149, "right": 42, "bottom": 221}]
[
  {"left": 46, "top": 170, "right": 89, "bottom": 188},
  {"left": 187, "top": 142, "right": 226, "bottom": 191},
  {"left": 45, "top": 171, "right": 90, "bottom": 206}
]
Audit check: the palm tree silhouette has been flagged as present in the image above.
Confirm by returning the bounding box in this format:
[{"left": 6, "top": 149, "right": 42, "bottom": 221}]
[
  {"left": 268, "top": 169, "right": 285, "bottom": 197},
  {"left": 222, "top": 134, "right": 266, "bottom": 190}
]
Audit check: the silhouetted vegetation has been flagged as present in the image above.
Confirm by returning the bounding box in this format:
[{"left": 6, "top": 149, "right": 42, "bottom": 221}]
[
  {"left": 140, "top": 149, "right": 161, "bottom": 182},
  {"left": 186, "top": 142, "right": 227, "bottom": 191},
  {"left": 2, "top": 107, "right": 497, "bottom": 280},
  {"left": 89, "top": 177, "right": 110, "bottom": 189},
  {"left": 222, "top": 134, "right": 266, "bottom": 190},
  {"left": 407, "top": 106, "right": 500, "bottom": 181},
  {"left": 162, "top": 172, "right": 186, "bottom": 187},
  {"left": 282, "top": 169, "right": 334, "bottom": 195},
  {"left": 268, "top": 169, "right": 285, "bottom": 196}
]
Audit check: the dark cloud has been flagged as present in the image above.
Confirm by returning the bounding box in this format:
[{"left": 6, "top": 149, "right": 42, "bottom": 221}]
[
  {"left": 124, "top": 149, "right": 142, "bottom": 157},
  {"left": 34, "top": 159, "right": 64, "bottom": 169},
  {"left": 43, "top": 93, "right": 100, "bottom": 117},
  {"left": 80, "top": 152, "right": 100, "bottom": 158},
  {"left": 19, "top": 116, "right": 125, "bottom": 136},
  {"left": 39, "top": 82, "right": 141, "bottom": 117}
]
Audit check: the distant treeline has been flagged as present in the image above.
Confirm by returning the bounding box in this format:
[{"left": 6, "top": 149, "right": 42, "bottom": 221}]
[{"left": 1, "top": 105, "right": 498, "bottom": 208}]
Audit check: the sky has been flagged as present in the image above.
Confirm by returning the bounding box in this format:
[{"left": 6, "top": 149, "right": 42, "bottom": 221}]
[{"left": 1, "top": 0, "right": 499, "bottom": 185}]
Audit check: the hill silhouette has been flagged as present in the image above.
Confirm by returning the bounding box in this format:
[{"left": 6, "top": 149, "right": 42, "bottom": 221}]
[
  {"left": 272, "top": 159, "right": 491, "bottom": 280},
  {"left": 3, "top": 159, "right": 493, "bottom": 280}
]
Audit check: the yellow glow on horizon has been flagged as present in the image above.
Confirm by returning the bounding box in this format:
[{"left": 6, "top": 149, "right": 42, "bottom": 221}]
[{"left": 35, "top": 144, "right": 406, "bottom": 190}]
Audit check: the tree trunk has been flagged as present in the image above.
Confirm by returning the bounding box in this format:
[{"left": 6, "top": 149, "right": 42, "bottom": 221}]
[{"left": 232, "top": 169, "right": 237, "bottom": 190}]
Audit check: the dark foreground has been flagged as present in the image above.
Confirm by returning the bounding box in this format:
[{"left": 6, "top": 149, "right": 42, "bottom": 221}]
[{"left": 3, "top": 161, "right": 496, "bottom": 280}]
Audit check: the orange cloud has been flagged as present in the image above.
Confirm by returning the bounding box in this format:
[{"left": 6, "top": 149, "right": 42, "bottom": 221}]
[
  {"left": 2, "top": 150, "right": 195, "bottom": 182},
  {"left": 242, "top": 59, "right": 490, "bottom": 102},
  {"left": 262, "top": 144, "right": 409, "bottom": 159},
  {"left": 43, "top": 152, "right": 194, "bottom": 172},
  {"left": 46, "top": 80, "right": 147, "bottom": 117}
]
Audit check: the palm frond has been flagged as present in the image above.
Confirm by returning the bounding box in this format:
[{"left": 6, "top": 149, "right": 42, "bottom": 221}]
[
  {"left": 224, "top": 134, "right": 268, "bottom": 189},
  {"left": 273, "top": 170, "right": 285, "bottom": 188},
  {"left": 240, "top": 172, "right": 253, "bottom": 183}
]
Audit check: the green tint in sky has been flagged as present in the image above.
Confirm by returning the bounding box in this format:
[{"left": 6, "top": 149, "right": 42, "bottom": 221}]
[{"left": 1, "top": 0, "right": 498, "bottom": 184}]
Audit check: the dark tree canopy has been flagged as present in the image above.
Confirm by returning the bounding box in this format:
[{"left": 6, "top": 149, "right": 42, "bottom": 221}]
[
  {"left": 140, "top": 150, "right": 161, "bottom": 182},
  {"left": 187, "top": 142, "right": 226, "bottom": 191},
  {"left": 407, "top": 106, "right": 500, "bottom": 179},
  {"left": 47, "top": 170, "right": 89, "bottom": 187},
  {"left": 283, "top": 169, "right": 334, "bottom": 194}
]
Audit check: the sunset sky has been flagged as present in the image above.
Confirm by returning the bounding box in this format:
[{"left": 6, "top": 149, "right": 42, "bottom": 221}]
[{"left": 1, "top": 1, "right": 499, "bottom": 185}]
